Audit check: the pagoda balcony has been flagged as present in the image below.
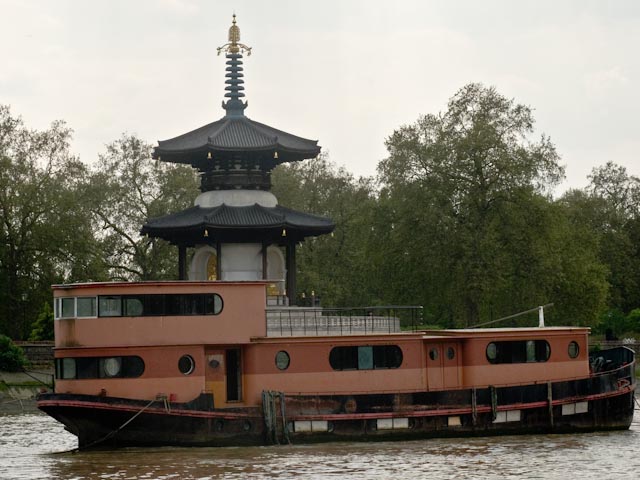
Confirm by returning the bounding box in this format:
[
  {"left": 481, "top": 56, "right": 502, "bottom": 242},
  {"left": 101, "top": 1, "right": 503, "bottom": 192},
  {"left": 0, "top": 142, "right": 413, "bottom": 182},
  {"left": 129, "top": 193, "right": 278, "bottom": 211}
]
[{"left": 265, "top": 306, "right": 423, "bottom": 337}]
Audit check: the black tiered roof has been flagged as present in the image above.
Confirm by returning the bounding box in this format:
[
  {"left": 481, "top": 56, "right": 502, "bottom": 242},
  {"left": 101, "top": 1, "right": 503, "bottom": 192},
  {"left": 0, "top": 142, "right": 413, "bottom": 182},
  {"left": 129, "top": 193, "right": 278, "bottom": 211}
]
[
  {"left": 142, "top": 204, "right": 334, "bottom": 245},
  {"left": 152, "top": 116, "right": 320, "bottom": 169}
]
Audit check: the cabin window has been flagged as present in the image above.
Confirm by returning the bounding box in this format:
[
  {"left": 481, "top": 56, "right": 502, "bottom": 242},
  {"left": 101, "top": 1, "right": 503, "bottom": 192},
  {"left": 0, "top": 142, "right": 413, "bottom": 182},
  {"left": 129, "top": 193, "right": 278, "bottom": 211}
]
[
  {"left": 447, "top": 347, "right": 455, "bottom": 360},
  {"left": 275, "top": 351, "right": 290, "bottom": 370},
  {"left": 568, "top": 341, "right": 580, "bottom": 359},
  {"left": 178, "top": 355, "right": 195, "bottom": 375},
  {"left": 329, "top": 345, "right": 403, "bottom": 371},
  {"left": 96, "top": 293, "right": 224, "bottom": 317},
  {"left": 59, "top": 358, "right": 77, "bottom": 379},
  {"left": 486, "top": 340, "right": 550, "bottom": 364},
  {"left": 429, "top": 348, "right": 439, "bottom": 361},
  {"left": 99, "top": 296, "right": 122, "bottom": 317},
  {"left": 77, "top": 297, "right": 97, "bottom": 317},
  {"left": 55, "top": 356, "right": 145, "bottom": 380},
  {"left": 61, "top": 298, "right": 75, "bottom": 318}
]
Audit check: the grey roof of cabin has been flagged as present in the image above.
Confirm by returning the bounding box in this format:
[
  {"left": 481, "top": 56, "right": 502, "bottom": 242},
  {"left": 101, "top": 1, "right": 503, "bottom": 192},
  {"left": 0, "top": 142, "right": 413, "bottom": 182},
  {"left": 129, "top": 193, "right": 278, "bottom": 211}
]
[
  {"left": 153, "top": 116, "right": 320, "bottom": 162},
  {"left": 141, "top": 203, "right": 335, "bottom": 241}
]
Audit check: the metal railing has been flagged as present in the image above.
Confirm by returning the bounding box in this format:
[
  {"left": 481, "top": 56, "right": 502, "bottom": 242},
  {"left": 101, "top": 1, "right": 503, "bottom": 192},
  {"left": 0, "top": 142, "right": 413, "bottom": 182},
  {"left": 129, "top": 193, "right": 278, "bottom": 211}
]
[{"left": 265, "top": 305, "right": 423, "bottom": 337}]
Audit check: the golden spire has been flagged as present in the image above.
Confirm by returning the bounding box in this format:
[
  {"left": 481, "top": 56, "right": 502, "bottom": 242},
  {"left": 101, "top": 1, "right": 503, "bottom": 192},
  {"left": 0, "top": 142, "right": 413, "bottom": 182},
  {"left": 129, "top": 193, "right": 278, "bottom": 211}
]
[{"left": 217, "top": 14, "right": 252, "bottom": 56}]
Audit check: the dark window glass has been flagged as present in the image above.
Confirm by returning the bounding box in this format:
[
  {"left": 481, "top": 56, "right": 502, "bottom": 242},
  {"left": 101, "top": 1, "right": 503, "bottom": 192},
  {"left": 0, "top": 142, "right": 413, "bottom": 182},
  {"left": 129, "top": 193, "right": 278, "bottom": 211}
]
[
  {"left": 447, "top": 347, "right": 455, "bottom": 360},
  {"left": 55, "top": 356, "right": 145, "bottom": 379},
  {"left": 76, "top": 357, "right": 99, "bottom": 379},
  {"left": 98, "top": 294, "right": 223, "bottom": 317},
  {"left": 330, "top": 345, "right": 403, "bottom": 371},
  {"left": 429, "top": 348, "right": 439, "bottom": 361},
  {"left": 568, "top": 341, "right": 580, "bottom": 359},
  {"left": 99, "top": 296, "right": 122, "bottom": 317},
  {"left": 179, "top": 355, "right": 195, "bottom": 375},
  {"left": 329, "top": 346, "right": 358, "bottom": 371},
  {"left": 275, "top": 351, "right": 290, "bottom": 370},
  {"left": 373, "top": 345, "right": 403, "bottom": 369},
  {"left": 124, "top": 297, "right": 144, "bottom": 316},
  {"left": 205, "top": 294, "right": 224, "bottom": 315},
  {"left": 144, "top": 295, "right": 165, "bottom": 315},
  {"left": 77, "top": 297, "right": 97, "bottom": 317},
  {"left": 61, "top": 298, "right": 75, "bottom": 318},
  {"left": 486, "top": 340, "right": 551, "bottom": 364}
]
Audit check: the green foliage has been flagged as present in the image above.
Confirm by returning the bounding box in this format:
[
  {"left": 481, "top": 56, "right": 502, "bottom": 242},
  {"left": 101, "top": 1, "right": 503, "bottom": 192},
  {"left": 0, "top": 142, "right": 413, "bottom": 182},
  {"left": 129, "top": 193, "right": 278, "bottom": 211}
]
[
  {"left": 0, "top": 105, "right": 100, "bottom": 339},
  {"left": 375, "top": 83, "right": 605, "bottom": 326},
  {"left": 86, "top": 135, "right": 199, "bottom": 281},
  {"left": 272, "top": 156, "right": 379, "bottom": 306},
  {"left": 627, "top": 309, "right": 640, "bottom": 332},
  {"left": 29, "top": 302, "right": 54, "bottom": 341},
  {"left": 0, "top": 334, "right": 27, "bottom": 372}
]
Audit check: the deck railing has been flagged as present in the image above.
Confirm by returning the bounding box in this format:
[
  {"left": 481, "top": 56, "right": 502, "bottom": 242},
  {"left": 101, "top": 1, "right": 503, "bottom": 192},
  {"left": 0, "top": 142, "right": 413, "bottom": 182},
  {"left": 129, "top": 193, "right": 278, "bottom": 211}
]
[{"left": 265, "top": 305, "right": 423, "bottom": 337}]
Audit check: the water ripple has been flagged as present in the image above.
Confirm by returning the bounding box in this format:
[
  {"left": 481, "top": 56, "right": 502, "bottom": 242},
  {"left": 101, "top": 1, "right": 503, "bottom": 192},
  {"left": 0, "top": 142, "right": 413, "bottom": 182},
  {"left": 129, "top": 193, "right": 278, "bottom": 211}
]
[{"left": 1, "top": 407, "right": 639, "bottom": 479}]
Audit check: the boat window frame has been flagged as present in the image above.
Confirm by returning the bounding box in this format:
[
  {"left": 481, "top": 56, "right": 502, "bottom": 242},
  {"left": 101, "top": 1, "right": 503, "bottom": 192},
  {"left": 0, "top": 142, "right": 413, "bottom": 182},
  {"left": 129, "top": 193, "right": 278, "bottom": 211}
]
[
  {"left": 329, "top": 345, "right": 403, "bottom": 371},
  {"left": 486, "top": 340, "right": 551, "bottom": 364},
  {"left": 55, "top": 355, "right": 145, "bottom": 380}
]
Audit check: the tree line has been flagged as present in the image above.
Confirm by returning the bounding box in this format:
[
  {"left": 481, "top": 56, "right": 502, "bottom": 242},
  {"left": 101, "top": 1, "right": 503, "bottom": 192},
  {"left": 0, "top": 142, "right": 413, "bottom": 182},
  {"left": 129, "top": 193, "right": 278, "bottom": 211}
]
[{"left": 1, "top": 84, "right": 639, "bottom": 340}]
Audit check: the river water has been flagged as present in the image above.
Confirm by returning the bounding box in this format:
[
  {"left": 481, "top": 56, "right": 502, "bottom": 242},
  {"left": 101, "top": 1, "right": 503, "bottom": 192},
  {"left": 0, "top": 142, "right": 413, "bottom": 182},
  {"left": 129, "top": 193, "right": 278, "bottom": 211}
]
[{"left": 1, "top": 403, "right": 640, "bottom": 480}]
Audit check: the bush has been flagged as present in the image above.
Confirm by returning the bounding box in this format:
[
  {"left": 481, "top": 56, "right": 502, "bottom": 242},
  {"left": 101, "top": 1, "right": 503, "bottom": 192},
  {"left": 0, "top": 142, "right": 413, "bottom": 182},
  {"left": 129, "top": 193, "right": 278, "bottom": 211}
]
[
  {"left": 0, "top": 335, "right": 28, "bottom": 372},
  {"left": 29, "top": 302, "right": 54, "bottom": 341}
]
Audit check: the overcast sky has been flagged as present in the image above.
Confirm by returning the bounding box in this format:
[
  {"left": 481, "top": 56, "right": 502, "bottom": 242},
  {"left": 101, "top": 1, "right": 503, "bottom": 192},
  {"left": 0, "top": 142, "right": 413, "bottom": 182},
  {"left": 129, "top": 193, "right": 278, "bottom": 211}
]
[{"left": 1, "top": 0, "right": 639, "bottom": 192}]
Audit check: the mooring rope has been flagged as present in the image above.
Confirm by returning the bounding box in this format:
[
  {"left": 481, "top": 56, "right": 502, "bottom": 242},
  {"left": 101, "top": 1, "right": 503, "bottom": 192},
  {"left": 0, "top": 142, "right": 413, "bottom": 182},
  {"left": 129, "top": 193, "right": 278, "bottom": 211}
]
[{"left": 71, "top": 398, "right": 157, "bottom": 452}]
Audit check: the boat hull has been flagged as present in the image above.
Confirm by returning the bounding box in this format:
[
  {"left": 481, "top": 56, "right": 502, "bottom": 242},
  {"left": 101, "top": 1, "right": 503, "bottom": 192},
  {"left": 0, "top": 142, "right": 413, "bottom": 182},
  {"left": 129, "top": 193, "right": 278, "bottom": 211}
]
[{"left": 38, "top": 370, "right": 636, "bottom": 449}]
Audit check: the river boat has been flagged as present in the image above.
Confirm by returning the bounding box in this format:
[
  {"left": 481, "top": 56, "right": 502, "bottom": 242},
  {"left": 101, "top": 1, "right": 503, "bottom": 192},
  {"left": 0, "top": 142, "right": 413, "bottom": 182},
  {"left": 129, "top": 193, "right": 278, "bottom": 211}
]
[{"left": 37, "top": 16, "right": 636, "bottom": 449}]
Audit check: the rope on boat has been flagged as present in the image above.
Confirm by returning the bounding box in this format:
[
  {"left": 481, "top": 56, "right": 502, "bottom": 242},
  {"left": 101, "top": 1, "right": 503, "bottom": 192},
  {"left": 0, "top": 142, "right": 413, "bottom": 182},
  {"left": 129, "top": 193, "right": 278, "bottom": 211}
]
[
  {"left": 72, "top": 398, "right": 157, "bottom": 452},
  {"left": 20, "top": 368, "right": 54, "bottom": 389}
]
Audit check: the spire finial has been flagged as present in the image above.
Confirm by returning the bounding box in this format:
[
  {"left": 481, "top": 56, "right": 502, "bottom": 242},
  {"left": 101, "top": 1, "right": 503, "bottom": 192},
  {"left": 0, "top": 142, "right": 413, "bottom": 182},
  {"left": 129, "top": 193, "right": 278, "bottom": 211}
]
[
  {"left": 217, "top": 15, "right": 252, "bottom": 117},
  {"left": 217, "top": 14, "right": 252, "bottom": 56}
]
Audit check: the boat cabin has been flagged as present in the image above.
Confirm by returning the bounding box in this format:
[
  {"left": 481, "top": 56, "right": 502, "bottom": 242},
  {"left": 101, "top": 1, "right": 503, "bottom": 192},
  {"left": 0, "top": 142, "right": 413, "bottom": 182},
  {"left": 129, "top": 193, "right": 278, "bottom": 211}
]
[{"left": 53, "top": 281, "right": 589, "bottom": 409}]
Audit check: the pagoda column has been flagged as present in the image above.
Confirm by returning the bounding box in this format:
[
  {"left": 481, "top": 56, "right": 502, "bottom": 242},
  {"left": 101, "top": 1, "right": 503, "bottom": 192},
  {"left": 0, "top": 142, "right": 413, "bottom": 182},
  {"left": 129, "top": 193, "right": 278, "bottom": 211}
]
[
  {"left": 178, "top": 245, "right": 187, "bottom": 280},
  {"left": 286, "top": 241, "right": 296, "bottom": 305}
]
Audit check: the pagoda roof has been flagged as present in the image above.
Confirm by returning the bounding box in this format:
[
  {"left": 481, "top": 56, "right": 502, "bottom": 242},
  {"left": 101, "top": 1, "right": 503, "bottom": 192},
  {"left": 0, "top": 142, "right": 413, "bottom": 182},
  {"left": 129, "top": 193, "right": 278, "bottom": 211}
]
[
  {"left": 152, "top": 116, "right": 320, "bottom": 165},
  {"left": 141, "top": 203, "right": 334, "bottom": 244}
]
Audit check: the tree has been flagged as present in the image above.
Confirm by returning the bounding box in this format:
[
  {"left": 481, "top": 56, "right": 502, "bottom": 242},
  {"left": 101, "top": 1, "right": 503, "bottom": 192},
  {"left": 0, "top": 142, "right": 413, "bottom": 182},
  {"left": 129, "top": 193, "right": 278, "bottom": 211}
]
[
  {"left": 272, "top": 156, "right": 380, "bottom": 306},
  {"left": 0, "top": 105, "right": 98, "bottom": 339},
  {"left": 29, "top": 302, "right": 54, "bottom": 341},
  {"left": 378, "top": 84, "right": 605, "bottom": 326},
  {"left": 0, "top": 334, "right": 28, "bottom": 371},
  {"left": 87, "top": 135, "right": 199, "bottom": 280}
]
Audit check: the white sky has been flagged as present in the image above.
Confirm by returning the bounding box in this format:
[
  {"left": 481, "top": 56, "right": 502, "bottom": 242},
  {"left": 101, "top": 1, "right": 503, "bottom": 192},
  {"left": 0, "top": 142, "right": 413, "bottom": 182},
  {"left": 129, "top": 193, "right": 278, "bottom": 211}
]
[{"left": 1, "top": 0, "right": 639, "bottom": 192}]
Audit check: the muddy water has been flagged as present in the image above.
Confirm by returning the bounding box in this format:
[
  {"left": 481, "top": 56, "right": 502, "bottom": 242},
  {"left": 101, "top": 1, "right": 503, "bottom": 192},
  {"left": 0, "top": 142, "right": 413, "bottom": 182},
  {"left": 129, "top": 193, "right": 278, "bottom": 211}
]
[{"left": 1, "top": 405, "right": 639, "bottom": 479}]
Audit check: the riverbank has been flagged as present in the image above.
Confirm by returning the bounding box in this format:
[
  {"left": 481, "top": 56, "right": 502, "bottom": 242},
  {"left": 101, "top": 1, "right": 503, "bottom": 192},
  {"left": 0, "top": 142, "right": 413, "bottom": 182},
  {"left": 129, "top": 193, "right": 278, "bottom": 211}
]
[{"left": 0, "top": 369, "right": 53, "bottom": 413}]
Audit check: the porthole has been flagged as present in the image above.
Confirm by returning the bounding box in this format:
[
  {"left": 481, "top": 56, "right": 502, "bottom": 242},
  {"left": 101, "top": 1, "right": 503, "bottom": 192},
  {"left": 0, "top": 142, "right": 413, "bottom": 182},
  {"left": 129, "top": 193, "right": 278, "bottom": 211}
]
[
  {"left": 429, "top": 348, "right": 439, "bottom": 361},
  {"left": 568, "top": 341, "right": 580, "bottom": 359},
  {"left": 178, "top": 355, "right": 195, "bottom": 375},
  {"left": 447, "top": 347, "right": 455, "bottom": 360},
  {"left": 486, "top": 343, "right": 497, "bottom": 362},
  {"left": 275, "top": 351, "right": 290, "bottom": 370}
]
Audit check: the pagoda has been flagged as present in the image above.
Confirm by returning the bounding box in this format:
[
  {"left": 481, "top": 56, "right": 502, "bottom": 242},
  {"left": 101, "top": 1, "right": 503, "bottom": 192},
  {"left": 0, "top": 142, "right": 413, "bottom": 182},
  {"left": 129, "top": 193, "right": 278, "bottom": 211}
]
[{"left": 142, "top": 15, "right": 334, "bottom": 305}]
